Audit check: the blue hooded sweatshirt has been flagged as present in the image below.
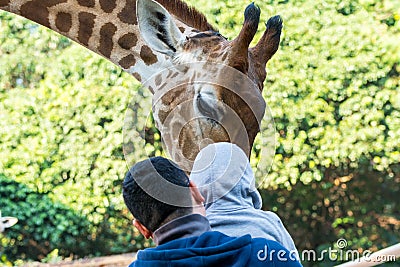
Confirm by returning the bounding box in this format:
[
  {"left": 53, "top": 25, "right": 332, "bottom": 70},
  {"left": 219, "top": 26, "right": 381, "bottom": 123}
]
[
  {"left": 190, "top": 143, "right": 298, "bottom": 253},
  {"left": 131, "top": 214, "right": 302, "bottom": 267}
]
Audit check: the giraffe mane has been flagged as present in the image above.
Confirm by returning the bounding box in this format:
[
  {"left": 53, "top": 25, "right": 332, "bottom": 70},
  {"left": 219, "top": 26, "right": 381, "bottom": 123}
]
[{"left": 157, "top": 0, "right": 217, "bottom": 32}]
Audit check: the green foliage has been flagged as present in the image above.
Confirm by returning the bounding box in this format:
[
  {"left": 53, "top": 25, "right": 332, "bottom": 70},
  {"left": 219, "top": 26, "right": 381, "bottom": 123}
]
[
  {"left": 0, "top": 15, "right": 71, "bottom": 91},
  {"left": 0, "top": 0, "right": 399, "bottom": 264},
  {"left": 0, "top": 174, "right": 91, "bottom": 261}
]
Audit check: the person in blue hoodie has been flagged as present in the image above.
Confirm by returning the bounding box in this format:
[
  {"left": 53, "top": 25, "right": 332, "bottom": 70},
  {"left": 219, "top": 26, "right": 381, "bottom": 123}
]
[
  {"left": 123, "top": 156, "right": 302, "bottom": 266},
  {"left": 190, "top": 142, "right": 298, "bottom": 254}
]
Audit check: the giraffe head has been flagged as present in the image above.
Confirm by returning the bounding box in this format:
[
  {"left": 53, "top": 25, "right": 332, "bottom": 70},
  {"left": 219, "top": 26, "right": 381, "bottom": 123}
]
[{"left": 137, "top": 0, "right": 282, "bottom": 170}]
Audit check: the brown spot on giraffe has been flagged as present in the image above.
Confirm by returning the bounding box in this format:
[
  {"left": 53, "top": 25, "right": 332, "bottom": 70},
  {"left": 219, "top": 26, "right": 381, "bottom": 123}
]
[
  {"left": 0, "top": 0, "right": 10, "bottom": 7},
  {"left": 158, "top": 109, "right": 169, "bottom": 125},
  {"left": 166, "top": 70, "right": 174, "bottom": 79},
  {"left": 100, "top": 0, "right": 116, "bottom": 13},
  {"left": 99, "top": 23, "right": 117, "bottom": 58},
  {"left": 78, "top": 12, "right": 96, "bottom": 46},
  {"left": 132, "top": 72, "right": 142, "bottom": 82},
  {"left": 157, "top": 85, "right": 189, "bottom": 124},
  {"left": 20, "top": 0, "right": 67, "bottom": 28},
  {"left": 119, "top": 55, "right": 136, "bottom": 69},
  {"left": 168, "top": 70, "right": 185, "bottom": 79},
  {"left": 170, "top": 72, "right": 179, "bottom": 79},
  {"left": 209, "top": 52, "right": 221, "bottom": 58},
  {"left": 118, "top": 0, "right": 136, "bottom": 25},
  {"left": 155, "top": 74, "right": 162, "bottom": 86},
  {"left": 77, "top": 0, "right": 95, "bottom": 8},
  {"left": 156, "top": 83, "right": 167, "bottom": 92},
  {"left": 55, "top": 12, "right": 72, "bottom": 32},
  {"left": 117, "top": 33, "right": 138, "bottom": 50},
  {"left": 140, "top": 45, "right": 158, "bottom": 66},
  {"left": 160, "top": 85, "right": 187, "bottom": 108}
]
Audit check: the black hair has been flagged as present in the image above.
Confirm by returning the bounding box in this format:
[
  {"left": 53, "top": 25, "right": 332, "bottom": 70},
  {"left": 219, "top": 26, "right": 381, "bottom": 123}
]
[{"left": 122, "top": 157, "right": 192, "bottom": 232}]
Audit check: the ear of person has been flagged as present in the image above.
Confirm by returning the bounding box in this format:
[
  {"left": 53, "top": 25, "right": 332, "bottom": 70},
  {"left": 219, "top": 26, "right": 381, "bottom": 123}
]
[
  {"left": 133, "top": 219, "right": 153, "bottom": 239},
  {"left": 189, "top": 181, "right": 205, "bottom": 204}
]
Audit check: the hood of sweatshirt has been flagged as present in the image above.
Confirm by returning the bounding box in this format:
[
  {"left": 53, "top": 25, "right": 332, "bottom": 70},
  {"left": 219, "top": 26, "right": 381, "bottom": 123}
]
[{"left": 190, "top": 142, "right": 262, "bottom": 211}]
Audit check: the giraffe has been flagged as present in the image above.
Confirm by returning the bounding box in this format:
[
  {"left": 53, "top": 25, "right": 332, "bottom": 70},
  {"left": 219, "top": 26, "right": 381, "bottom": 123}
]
[{"left": 0, "top": 0, "right": 282, "bottom": 171}]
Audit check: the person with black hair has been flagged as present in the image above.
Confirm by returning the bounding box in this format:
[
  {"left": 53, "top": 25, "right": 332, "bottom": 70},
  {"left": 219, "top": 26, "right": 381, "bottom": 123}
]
[{"left": 123, "top": 156, "right": 302, "bottom": 266}]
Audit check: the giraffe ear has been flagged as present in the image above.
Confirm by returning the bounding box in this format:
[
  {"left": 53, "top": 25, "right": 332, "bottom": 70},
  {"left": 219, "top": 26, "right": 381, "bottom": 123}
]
[{"left": 137, "top": 0, "right": 185, "bottom": 57}]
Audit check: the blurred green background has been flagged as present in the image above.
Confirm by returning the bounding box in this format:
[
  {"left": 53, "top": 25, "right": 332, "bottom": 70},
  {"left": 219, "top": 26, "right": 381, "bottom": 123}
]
[{"left": 0, "top": 0, "right": 399, "bottom": 266}]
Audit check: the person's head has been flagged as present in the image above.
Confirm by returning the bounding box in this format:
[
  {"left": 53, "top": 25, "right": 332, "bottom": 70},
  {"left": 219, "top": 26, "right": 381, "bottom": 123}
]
[
  {"left": 190, "top": 142, "right": 262, "bottom": 210},
  {"left": 123, "top": 156, "right": 205, "bottom": 238}
]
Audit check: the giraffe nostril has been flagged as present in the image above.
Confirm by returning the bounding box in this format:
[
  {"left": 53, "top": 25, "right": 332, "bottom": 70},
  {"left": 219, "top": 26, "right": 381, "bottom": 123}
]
[{"left": 196, "top": 94, "right": 220, "bottom": 120}]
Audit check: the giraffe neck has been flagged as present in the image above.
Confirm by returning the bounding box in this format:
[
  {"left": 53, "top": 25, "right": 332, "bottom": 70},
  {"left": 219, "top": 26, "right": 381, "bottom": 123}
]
[{"left": 0, "top": 0, "right": 201, "bottom": 83}]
